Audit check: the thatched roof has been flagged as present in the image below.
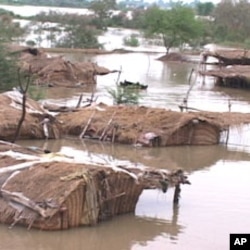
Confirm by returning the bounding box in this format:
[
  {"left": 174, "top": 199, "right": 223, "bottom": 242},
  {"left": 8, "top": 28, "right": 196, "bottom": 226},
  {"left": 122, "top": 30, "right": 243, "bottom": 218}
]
[
  {"left": 0, "top": 91, "right": 61, "bottom": 140},
  {"left": 200, "top": 65, "right": 250, "bottom": 88},
  {"left": 202, "top": 49, "right": 250, "bottom": 65},
  {"left": 58, "top": 105, "right": 250, "bottom": 146},
  {"left": 0, "top": 141, "right": 189, "bottom": 230},
  {"left": 10, "top": 45, "right": 118, "bottom": 88},
  {"left": 200, "top": 65, "right": 250, "bottom": 79}
]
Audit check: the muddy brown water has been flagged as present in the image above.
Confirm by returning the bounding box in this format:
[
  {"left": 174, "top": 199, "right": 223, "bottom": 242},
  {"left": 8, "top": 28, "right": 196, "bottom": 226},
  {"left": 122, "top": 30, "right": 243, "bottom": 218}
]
[{"left": 1, "top": 53, "right": 250, "bottom": 250}]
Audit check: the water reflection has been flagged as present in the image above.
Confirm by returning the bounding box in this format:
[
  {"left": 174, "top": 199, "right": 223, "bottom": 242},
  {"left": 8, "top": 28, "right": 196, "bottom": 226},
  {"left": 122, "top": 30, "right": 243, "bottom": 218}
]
[
  {"left": 57, "top": 52, "right": 250, "bottom": 112},
  {"left": 0, "top": 205, "right": 183, "bottom": 250},
  {"left": 18, "top": 138, "right": 250, "bottom": 174},
  {"left": 27, "top": 52, "right": 250, "bottom": 113}
]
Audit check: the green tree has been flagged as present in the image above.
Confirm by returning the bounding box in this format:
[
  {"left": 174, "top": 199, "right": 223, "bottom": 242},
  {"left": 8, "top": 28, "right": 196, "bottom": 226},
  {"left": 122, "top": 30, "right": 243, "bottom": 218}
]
[
  {"left": 89, "top": 0, "right": 117, "bottom": 30},
  {"left": 213, "top": 0, "right": 250, "bottom": 43},
  {"left": 0, "top": 12, "right": 27, "bottom": 91},
  {"left": 0, "top": 13, "right": 26, "bottom": 43},
  {"left": 29, "top": 12, "right": 102, "bottom": 49},
  {"left": 56, "top": 24, "right": 101, "bottom": 49},
  {"left": 0, "top": 43, "right": 19, "bottom": 91},
  {"left": 144, "top": 4, "right": 204, "bottom": 54},
  {"left": 196, "top": 2, "right": 215, "bottom": 16},
  {"left": 123, "top": 34, "right": 139, "bottom": 47}
]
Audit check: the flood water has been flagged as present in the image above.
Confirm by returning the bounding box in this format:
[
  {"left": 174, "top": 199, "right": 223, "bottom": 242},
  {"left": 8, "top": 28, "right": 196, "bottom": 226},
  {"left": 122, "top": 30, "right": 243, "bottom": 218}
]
[
  {"left": 1, "top": 4, "right": 250, "bottom": 250},
  {"left": 1, "top": 51, "right": 250, "bottom": 250}
]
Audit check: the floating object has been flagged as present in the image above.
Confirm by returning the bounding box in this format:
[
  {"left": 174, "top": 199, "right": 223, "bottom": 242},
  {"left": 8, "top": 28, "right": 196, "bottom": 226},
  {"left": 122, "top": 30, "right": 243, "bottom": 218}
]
[{"left": 119, "top": 80, "right": 148, "bottom": 90}]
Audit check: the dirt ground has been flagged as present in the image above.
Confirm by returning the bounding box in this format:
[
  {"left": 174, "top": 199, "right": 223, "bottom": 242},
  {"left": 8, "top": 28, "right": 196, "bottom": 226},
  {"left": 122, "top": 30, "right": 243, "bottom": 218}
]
[{"left": 157, "top": 52, "right": 188, "bottom": 62}]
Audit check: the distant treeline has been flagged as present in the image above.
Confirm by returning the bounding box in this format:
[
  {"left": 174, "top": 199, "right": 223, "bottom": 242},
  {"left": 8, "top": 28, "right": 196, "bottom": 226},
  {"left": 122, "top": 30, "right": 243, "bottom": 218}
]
[{"left": 0, "top": 0, "right": 90, "bottom": 8}]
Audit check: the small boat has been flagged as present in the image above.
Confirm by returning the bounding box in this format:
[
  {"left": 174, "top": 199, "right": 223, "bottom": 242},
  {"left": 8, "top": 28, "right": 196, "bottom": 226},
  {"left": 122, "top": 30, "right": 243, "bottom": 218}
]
[{"left": 119, "top": 80, "right": 148, "bottom": 90}]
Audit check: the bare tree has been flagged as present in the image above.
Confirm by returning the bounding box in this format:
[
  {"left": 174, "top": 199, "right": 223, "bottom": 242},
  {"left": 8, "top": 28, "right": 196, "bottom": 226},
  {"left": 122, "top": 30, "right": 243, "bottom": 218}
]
[{"left": 12, "top": 68, "right": 31, "bottom": 143}]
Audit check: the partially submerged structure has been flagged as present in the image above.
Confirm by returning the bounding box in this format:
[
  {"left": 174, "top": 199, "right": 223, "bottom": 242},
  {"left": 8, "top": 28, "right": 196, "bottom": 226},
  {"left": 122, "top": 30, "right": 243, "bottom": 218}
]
[
  {"left": 202, "top": 49, "right": 250, "bottom": 66},
  {"left": 1, "top": 91, "right": 250, "bottom": 147},
  {"left": 0, "top": 91, "right": 61, "bottom": 141},
  {"left": 10, "top": 46, "right": 117, "bottom": 87},
  {"left": 58, "top": 105, "right": 250, "bottom": 147},
  {"left": 200, "top": 65, "right": 250, "bottom": 88},
  {"left": 200, "top": 49, "right": 250, "bottom": 89},
  {"left": 0, "top": 141, "right": 190, "bottom": 230}
]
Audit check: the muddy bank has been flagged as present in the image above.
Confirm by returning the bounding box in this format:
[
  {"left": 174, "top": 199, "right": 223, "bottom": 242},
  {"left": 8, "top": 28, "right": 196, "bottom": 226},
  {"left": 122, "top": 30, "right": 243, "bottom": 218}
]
[
  {"left": 0, "top": 141, "right": 189, "bottom": 230},
  {"left": 157, "top": 52, "right": 188, "bottom": 62}
]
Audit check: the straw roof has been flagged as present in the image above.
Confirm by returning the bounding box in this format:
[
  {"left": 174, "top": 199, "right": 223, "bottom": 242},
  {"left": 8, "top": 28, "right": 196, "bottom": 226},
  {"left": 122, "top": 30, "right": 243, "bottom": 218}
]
[
  {"left": 203, "top": 49, "right": 250, "bottom": 65},
  {"left": 58, "top": 105, "right": 250, "bottom": 146},
  {"left": 10, "top": 46, "right": 117, "bottom": 88},
  {"left": 200, "top": 65, "right": 250, "bottom": 79},
  {"left": 0, "top": 91, "right": 61, "bottom": 140},
  {"left": 0, "top": 141, "right": 189, "bottom": 230}
]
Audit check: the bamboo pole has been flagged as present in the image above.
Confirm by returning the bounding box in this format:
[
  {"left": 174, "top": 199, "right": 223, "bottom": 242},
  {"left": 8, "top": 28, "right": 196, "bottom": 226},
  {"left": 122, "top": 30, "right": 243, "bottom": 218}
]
[
  {"left": 1, "top": 189, "right": 49, "bottom": 218},
  {"left": 99, "top": 111, "right": 116, "bottom": 141},
  {"left": 111, "top": 124, "right": 118, "bottom": 143},
  {"left": 79, "top": 110, "right": 96, "bottom": 139},
  {"left": 76, "top": 94, "right": 83, "bottom": 108},
  {"left": 173, "top": 184, "right": 181, "bottom": 204}
]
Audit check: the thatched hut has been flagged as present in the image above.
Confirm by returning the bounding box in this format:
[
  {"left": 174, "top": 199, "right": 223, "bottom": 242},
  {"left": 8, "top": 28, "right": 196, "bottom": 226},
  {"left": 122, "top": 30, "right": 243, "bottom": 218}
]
[
  {"left": 0, "top": 91, "right": 61, "bottom": 140},
  {"left": 10, "top": 46, "right": 117, "bottom": 87},
  {"left": 58, "top": 106, "right": 220, "bottom": 146},
  {"left": 0, "top": 141, "right": 189, "bottom": 230},
  {"left": 58, "top": 105, "right": 250, "bottom": 147},
  {"left": 200, "top": 65, "right": 250, "bottom": 89},
  {"left": 202, "top": 49, "right": 250, "bottom": 66}
]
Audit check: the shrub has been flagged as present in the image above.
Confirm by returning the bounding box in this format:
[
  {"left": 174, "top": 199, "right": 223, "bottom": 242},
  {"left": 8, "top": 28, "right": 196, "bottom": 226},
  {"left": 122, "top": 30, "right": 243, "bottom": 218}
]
[
  {"left": 107, "top": 86, "right": 140, "bottom": 105},
  {"left": 123, "top": 34, "right": 139, "bottom": 47}
]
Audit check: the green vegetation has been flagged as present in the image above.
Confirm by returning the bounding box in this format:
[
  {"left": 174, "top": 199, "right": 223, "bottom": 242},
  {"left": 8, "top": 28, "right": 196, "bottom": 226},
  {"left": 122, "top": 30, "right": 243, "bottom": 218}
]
[
  {"left": 107, "top": 86, "right": 140, "bottom": 105},
  {"left": 0, "top": 12, "right": 27, "bottom": 91},
  {"left": 89, "top": 0, "right": 117, "bottom": 30},
  {"left": 56, "top": 24, "right": 101, "bottom": 49},
  {"left": 213, "top": 0, "right": 250, "bottom": 45},
  {"left": 196, "top": 1, "right": 214, "bottom": 16},
  {"left": 27, "top": 12, "right": 102, "bottom": 49},
  {"left": 0, "top": 0, "right": 90, "bottom": 8},
  {"left": 2, "top": 0, "right": 250, "bottom": 56},
  {"left": 123, "top": 34, "right": 139, "bottom": 47},
  {"left": 143, "top": 4, "right": 204, "bottom": 54},
  {"left": 0, "top": 43, "right": 19, "bottom": 91}
]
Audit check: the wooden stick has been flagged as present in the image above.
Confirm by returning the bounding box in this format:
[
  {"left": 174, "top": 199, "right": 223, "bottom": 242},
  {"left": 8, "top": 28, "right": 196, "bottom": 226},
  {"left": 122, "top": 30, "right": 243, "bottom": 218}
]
[
  {"left": 111, "top": 125, "right": 117, "bottom": 143},
  {"left": 76, "top": 94, "right": 83, "bottom": 108},
  {"left": 173, "top": 184, "right": 181, "bottom": 204},
  {"left": 79, "top": 110, "right": 96, "bottom": 139},
  {"left": 115, "top": 66, "right": 122, "bottom": 86},
  {"left": 103, "top": 124, "right": 114, "bottom": 142},
  {"left": 99, "top": 111, "right": 116, "bottom": 141},
  {"left": 1, "top": 189, "right": 48, "bottom": 218}
]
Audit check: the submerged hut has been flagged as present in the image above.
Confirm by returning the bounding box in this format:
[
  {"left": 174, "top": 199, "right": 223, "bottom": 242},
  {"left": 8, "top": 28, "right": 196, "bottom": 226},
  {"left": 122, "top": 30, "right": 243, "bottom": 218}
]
[
  {"left": 202, "top": 49, "right": 250, "bottom": 66},
  {"left": 58, "top": 105, "right": 222, "bottom": 146},
  {"left": 58, "top": 105, "right": 250, "bottom": 147},
  {"left": 10, "top": 46, "right": 117, "bottom": 87},
  {"left": 200, "top": 49, "right": 250, "bottom": 89},
  {"left": 200, "top": 65, "right": 250, "bottom": 89},
  {"left": 0, "top": 91, "right": 61, "bottom": 141},
  {"left": 0, "top": 141, "right": 190, "bottom": 230}
]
